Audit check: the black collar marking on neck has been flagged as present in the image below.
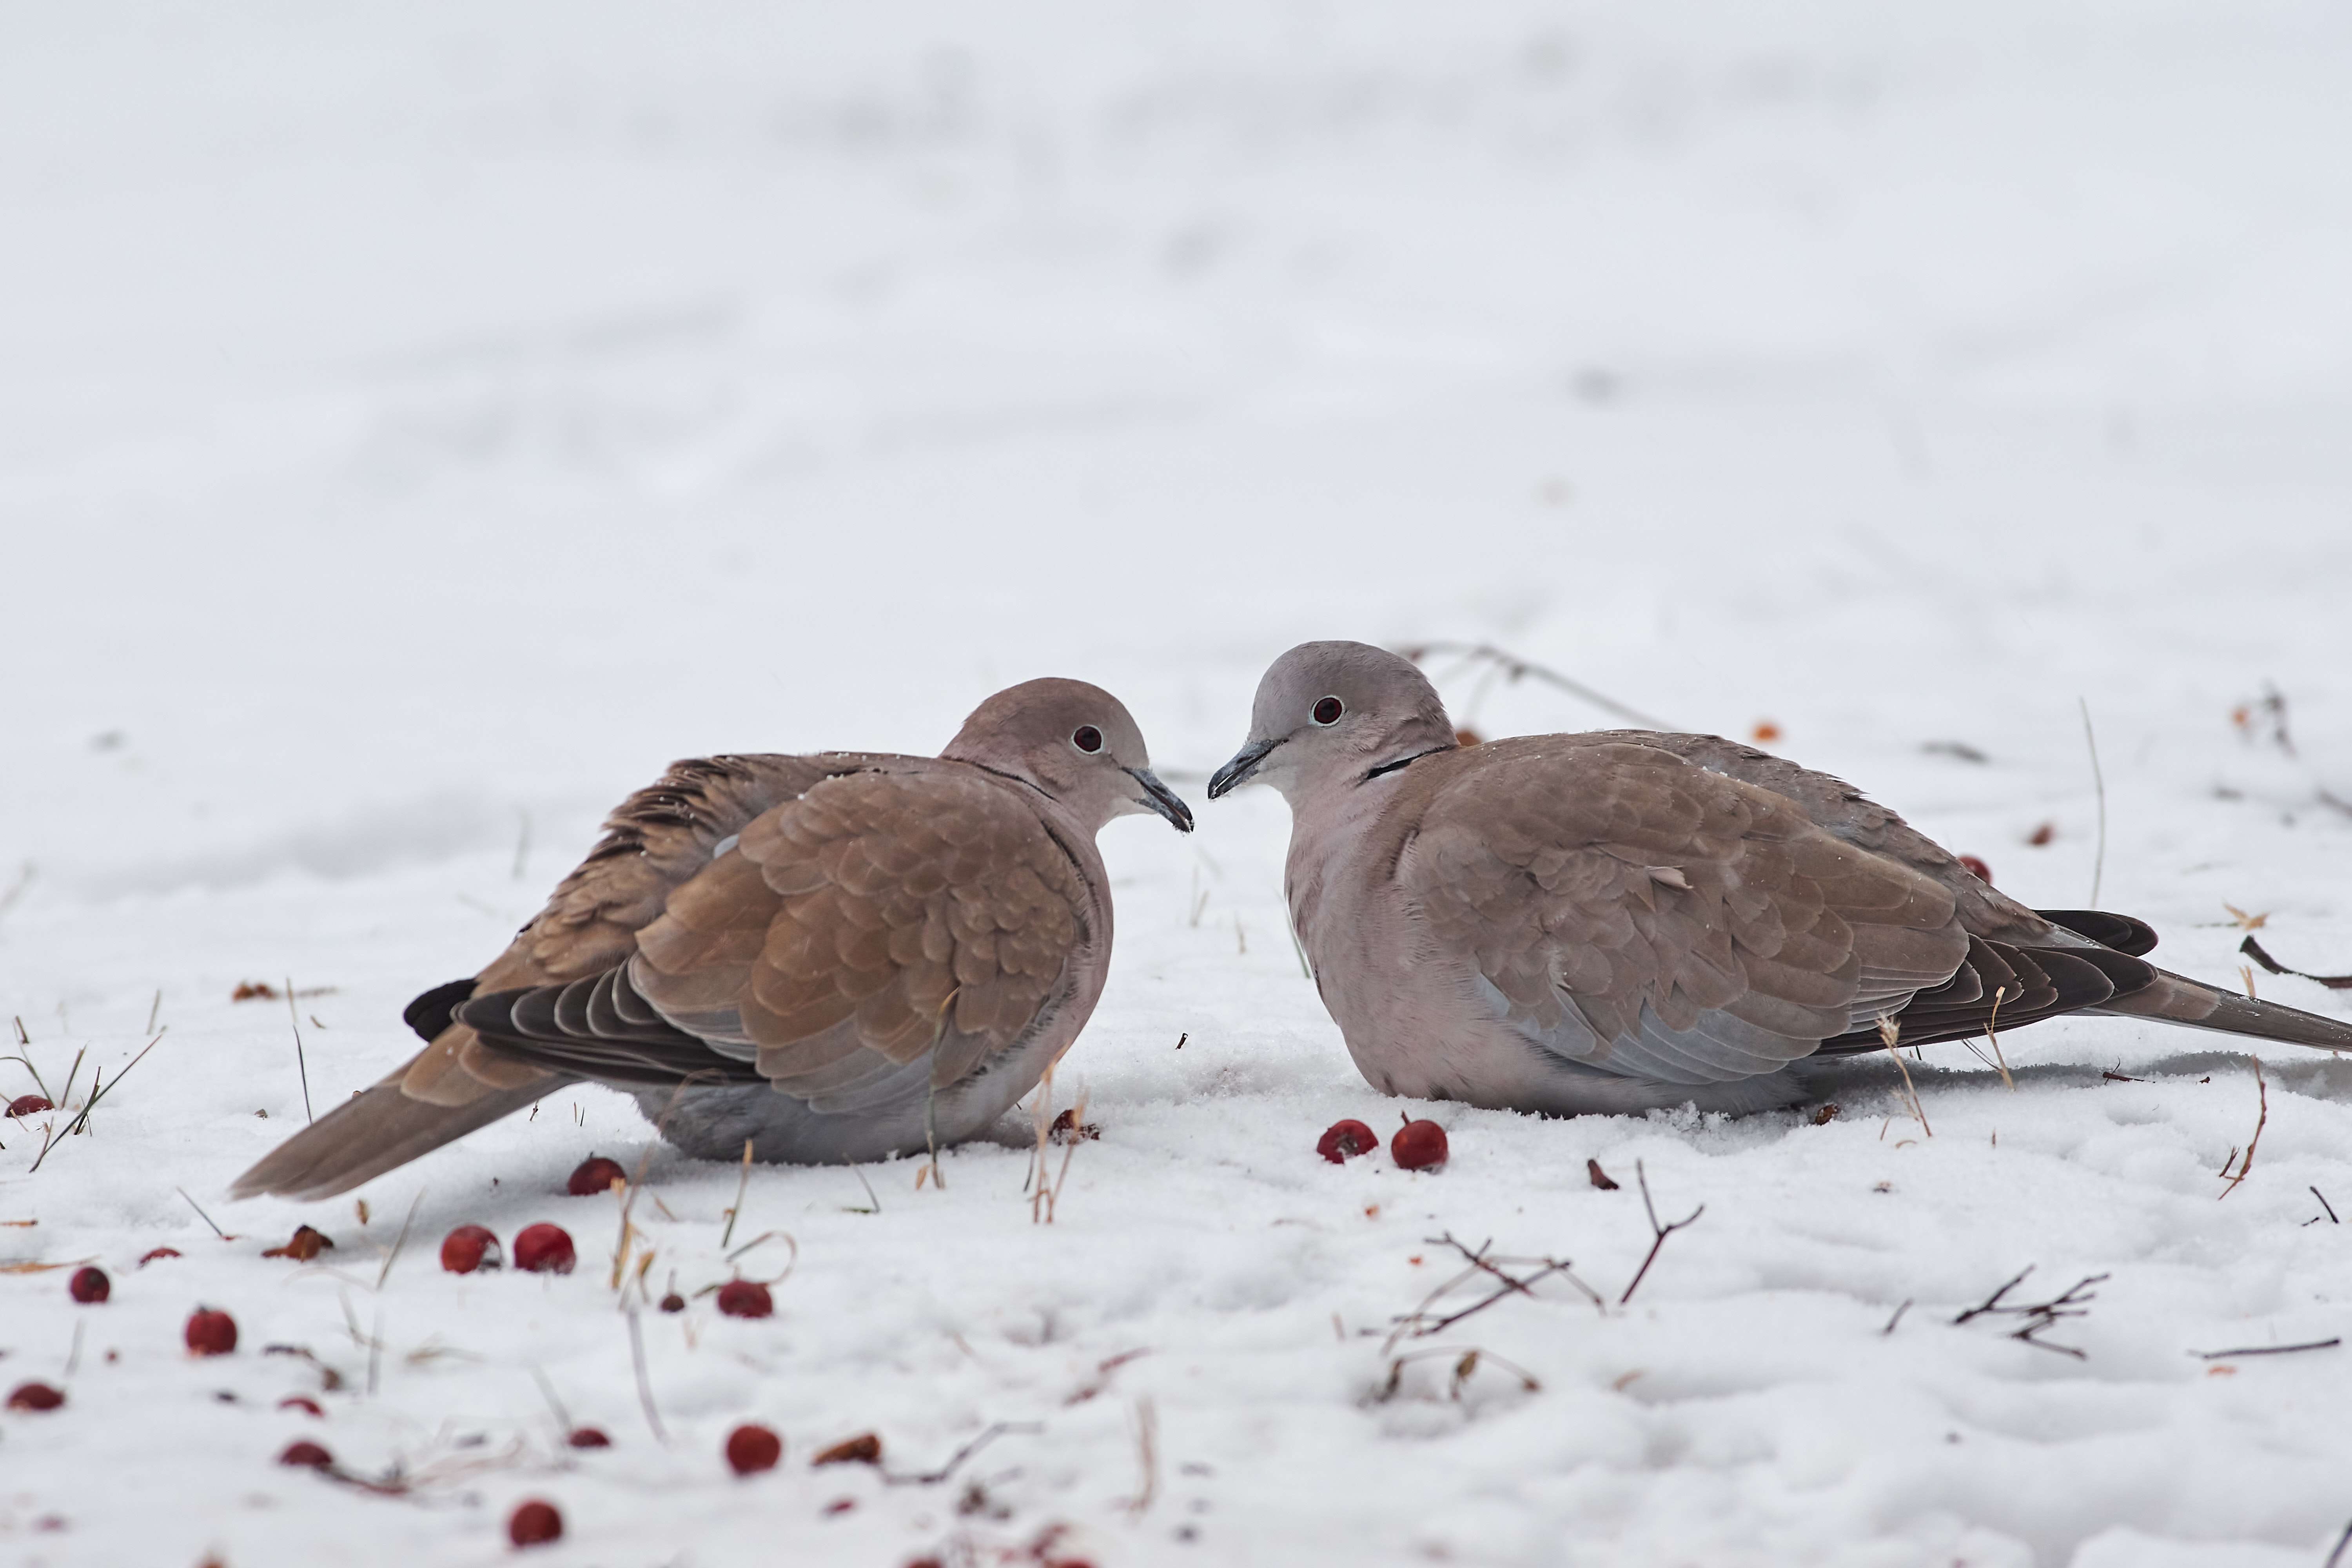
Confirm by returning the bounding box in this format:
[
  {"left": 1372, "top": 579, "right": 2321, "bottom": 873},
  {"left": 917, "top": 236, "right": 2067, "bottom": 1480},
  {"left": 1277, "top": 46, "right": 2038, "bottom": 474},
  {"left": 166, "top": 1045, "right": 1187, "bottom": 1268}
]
[{"left": 1362, "top": 746, "right": 1449, "bottom": 784}]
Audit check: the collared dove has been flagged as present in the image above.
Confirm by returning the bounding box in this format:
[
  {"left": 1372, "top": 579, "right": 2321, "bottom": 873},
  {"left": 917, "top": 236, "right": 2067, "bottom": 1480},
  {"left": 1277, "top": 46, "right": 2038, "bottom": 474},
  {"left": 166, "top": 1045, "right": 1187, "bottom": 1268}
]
[
  {"left": 232, "top": 679, "right": 1192, "bottom": 1201},
  {"left": 1209, "top": 641, "right": 2352, "bottom": 1116}
]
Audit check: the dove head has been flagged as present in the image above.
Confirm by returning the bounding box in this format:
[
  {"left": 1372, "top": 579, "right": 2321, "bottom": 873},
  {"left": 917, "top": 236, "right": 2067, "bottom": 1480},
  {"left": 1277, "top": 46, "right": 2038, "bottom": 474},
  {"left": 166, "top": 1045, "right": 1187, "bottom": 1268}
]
[
  {"left": 942, "top": 677, "right": 1193, "bottom": 835},
  {"left": 1208, "top": 641, "right": 1457, "bottom": 805}
]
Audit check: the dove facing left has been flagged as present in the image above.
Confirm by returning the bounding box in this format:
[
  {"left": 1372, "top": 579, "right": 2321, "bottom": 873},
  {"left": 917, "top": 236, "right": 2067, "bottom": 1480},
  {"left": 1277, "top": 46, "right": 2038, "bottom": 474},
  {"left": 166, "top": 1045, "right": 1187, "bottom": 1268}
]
[{"left": 231, "top": 678, "right": 1192, "bottom": 1201}]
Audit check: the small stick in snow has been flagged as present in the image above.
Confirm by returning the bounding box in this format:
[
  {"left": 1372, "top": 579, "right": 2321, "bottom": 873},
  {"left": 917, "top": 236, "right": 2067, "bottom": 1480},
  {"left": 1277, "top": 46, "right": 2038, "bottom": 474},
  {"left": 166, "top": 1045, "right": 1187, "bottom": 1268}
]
[
  {"left": 2078, "top": 697, "right": 2106, "bottom": 907},
  {"left": 369, "top": 1189, "right": 423, "bottom": 1290},
  {"left": 1123, "top": 1396, "right": 1159, "bottom": 1516},
  {"left": 719, "top": 1138, "right": 752, "bottom": 1250},
  {"left": 1400, "top": 641, "right": 1673, "bottom": 730},
  {"left": 626, "top": 1308, "right": 668, "bottom": 1444},
  {"left": 882, "top": 1421, "right": 1042, "bottom": 1486},
  {"left": 1882, "top": 1300, "right": 1912, "bottom": 1336},
  {"left": 2314, "top": 1187, "right": 2340, "bottom": 1225},
  {"left": 2218, "top": 1058, "right": 2267, "bottom": 1200},
  {"left": 1619, "top": 1161, "right": 1705, "bottom": 1307},
  {"left": 2192, "top": 1338, "right": 2341, "bottom": 1361},
  {"left": 1953, "top": 1266, "right": 2108, "bottom": 1358},
  {"left": 1875, "top": 1016, "right": 1931, "bottom": 1136},
  {"left": 176, "top": 1187, "right": 237, "bottom": 1241},
  {"left": 145, "top": 989, "right": 162, "bottom": 1034},
  {"left": 286, "top": 978, "right": 313, "bottom": 1125}
]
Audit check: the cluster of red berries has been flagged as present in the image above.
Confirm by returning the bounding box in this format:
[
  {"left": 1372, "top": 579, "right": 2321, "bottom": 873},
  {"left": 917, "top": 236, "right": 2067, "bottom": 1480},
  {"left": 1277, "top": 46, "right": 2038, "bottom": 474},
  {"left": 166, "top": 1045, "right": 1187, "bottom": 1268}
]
[{"left": 1318, "top": 1113, "right": 1448, "bottom": 1170}]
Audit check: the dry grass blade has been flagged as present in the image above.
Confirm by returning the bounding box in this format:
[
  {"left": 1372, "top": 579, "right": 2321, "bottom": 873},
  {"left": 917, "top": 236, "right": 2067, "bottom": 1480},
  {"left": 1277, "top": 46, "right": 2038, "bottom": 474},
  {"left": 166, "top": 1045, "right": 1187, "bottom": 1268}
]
[
  {"left": 286, "top": 978, "right": 313, "bottom": 1125},
  {"left": 1875, "top": 1015, "right": 1932, "bottom": 1135},
  {"left": 376, "top": 1189, "right": 423, "bottom": 1291},
  {"left": 719, "top": 1137, "right": 752, "bottom": 1250}
]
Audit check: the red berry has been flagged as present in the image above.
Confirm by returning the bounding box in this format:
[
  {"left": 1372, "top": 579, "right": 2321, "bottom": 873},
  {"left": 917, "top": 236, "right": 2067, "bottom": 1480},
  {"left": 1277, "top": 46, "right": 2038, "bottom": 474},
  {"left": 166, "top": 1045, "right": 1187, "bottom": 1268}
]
[
  {"left": 715, "top": 1279, "right": 773, "bottom": 1319},
  {"left": 185, "top": 1306, "right": 239, "bottom": 1356},
  {"left": 1391, "top": 1116, "right": 1448, "bottom": 1171},
  {"left": 1316, "top": 1119, "right": 1378, "bottom": 1163},
  {"left": 6, "top": 1094, "right": 52, "bottom": 1117},
  {"left": 5, "top": 1382, "right": 65, "bottom": 1412},
  {"left": 725, "top": 1423, "right": 783, "bottom": 1475},
  {"left": 1958, "top": 854, "right": 1993, "bottom": 885},
  {"left": 512, "top": 1223, "right": 575, "bottom": 1274},
  {"left": 567, "top": 1426, "right": 611, "bottom": 1449},
  {"left": 507, "top": 1499, "right": 564, "bottom": 1548},
  {"left": 138, "top": 1247, "right": 181, "bottom": 1267},
  {"left": 279, "top": 1396, "right": 324, "bottom": 1417},
  {"left": 566, "top": 1156, "right": 626, "bottom": 1197},
  {"left": 69, "top": 1266, "right": 109, "bottom": 1304},
  {"left": 277, "top": 1439, "right": 333, "bottom": 1469},
  {"left": 659, "top": 1292, "right": 686, "bottom": 1314},
  {"left": 439, "top": 1225, "right": 502, "bottom": 1274}
]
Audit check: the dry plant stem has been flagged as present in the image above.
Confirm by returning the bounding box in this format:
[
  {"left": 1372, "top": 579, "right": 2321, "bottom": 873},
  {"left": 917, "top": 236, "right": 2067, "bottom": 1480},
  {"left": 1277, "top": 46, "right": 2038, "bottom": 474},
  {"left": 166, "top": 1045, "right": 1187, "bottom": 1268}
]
[
  {"left": 1875, "top": 1015, "right": 1931, "bottom": 1135},
  {"left": 1952, "top": 1266, "right": 2107, "bottom": 1358},
  {"left": 626, "top": 1308, "right": 668, "bottom": 1444},
  {"left": 146, "top": 989, "right": 162, "bottom": 1034},
  {"left": 177, "top": 1187, "right": 233, "bottom": 1241},
  {"left": 2314, "top": 1187, "right": 2341, "bottom": 1224},
  {"left": 882, "top": 1422, "right": 1043, "bottom": 1486},
  {"left": 1619, "top": 1162, "right": 1706, "bottom": 1307},
  {"left": 530, "top": 1365, "right": 575, "bottom": 1432},
  {"left": 375, "top": 1189, "right": 423, "bottom": 1291},
  {"left": 1124, "top": 1397, "right": 1159, "bottom": 1517},
  {"left": 608, "top": 1143, "right": 661, "bottom": 1291},
  {"left": 2218, "top": 1058, "right": 2267, "bottom": 1200},
  {"left": 2079, "top": 697, "right": 2107, "bottom": 907},
  {"left": 285, "top": 978, "right": 313, "bottom": 1125},
  {"left": 1984, "top": 985, "right": 2015, "bottom": 1091},
  {"left": 1883, "top": 1300, "right": 1912, "bottom": 1336},
  {"left": 719, "top": 1138, "right": 752, "bottom": 1250},
  {"left": 1374, "top": 1346, "right": 1542, "bottom": 1404},
  {"left": 30, "top": 1031, "right": 166, "bottom": 1171},
  {"left": 1400, "top": 641, "right": 1673, "bottom": 729},
  {"left": 2194, "top": 1338, "right": 2341, "bottom": 1360},
  {"left": 1027, "top": 1063, "right": 1055, "bottom": 1202},
  {"left": 1385, "top": 1235, "right": 1599, "bottom": 1352}
]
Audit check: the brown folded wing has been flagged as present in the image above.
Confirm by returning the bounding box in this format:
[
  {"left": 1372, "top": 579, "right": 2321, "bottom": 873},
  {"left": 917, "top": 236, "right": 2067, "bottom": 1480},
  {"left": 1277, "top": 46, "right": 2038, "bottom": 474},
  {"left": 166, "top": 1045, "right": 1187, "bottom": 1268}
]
[{"left": 1401, "top": 739, "right": 1972, "bottom": 1083}]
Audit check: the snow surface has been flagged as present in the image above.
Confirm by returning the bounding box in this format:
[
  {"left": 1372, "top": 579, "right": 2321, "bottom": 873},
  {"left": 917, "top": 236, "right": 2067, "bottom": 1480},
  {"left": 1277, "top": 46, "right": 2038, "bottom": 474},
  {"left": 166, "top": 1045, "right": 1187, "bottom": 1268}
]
[{"left": 6, "top": 3, "right": 2352, "bottom": 1564}]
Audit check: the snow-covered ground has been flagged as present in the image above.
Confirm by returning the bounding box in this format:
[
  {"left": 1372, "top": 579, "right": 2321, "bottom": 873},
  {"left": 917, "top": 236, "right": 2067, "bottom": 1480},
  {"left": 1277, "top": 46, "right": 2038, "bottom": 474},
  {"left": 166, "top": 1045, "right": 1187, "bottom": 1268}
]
[{"left": 7, "top": 3, "right": 2352, "bottom": 1563}]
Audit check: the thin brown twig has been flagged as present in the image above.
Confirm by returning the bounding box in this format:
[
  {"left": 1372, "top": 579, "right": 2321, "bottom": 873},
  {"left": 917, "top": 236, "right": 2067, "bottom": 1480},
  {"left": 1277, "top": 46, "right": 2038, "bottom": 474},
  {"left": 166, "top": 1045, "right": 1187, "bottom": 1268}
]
[
  {"left": 2193, "top": 1338, "right": 2340, "bottom": 1361},
  {"left": 1399, "top": 641, "right": 1673, "bottom": 730},
  {"left": 1952, "top": 1266, "right": 2107, "bottom": 1358},
  {"left": 1619, "top": 1161, "right": 1705, "bottom": 1306},
  {"left": 719, "top": 1138, "right": 752, "bottom": 1250},
  {"left": 2218, "top": 1058, "right": 2267, "bottom": 1200}
]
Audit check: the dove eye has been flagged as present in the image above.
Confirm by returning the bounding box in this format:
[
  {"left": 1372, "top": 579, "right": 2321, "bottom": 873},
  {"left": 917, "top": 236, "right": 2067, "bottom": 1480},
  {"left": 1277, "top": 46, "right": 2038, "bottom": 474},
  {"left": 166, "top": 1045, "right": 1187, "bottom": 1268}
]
[
  {"left": 1312, "top": 697, "right": 1344, "bottom": 726},
  {"left": 1071, "top": 725, "right": 1103, "bottom": 753}
]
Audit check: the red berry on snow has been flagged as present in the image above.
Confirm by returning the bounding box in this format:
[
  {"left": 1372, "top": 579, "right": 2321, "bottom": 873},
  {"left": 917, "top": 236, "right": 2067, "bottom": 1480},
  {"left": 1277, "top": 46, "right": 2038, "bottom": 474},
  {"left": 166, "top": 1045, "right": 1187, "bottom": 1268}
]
[
  {"left": 138, "top": 1247, "right": 181, "bottom": 1266},
  {"left": 1316, "top": 1119, "right": 1378, "bottom": 1163},
  {"left": 567, "top": 1426, "right": 612, "bottom": 1449},
  {"left": 512, "top": 1223, "right": 575, "bottom": 1274},
  {"left": 507, "top": 1499, "right": 564, "bottom": 1548},
  {"left": 1391, "top": 1116, "right": 1448, "bottom": 1171},
  {"left": 6, "top": 1094, "right": 52, "bottom": 1117},
  {"left": 659, "top": 1292, "right": 686, "bottom": 1313},
  {"left": 566, "top": 1156, "right": 626, "bottom": 1197},
  {"left": 725, "top": 1423, "right": 783, "bottom": 1475},
  {"left": 1958, "top": 854, "right": 1993, "bottom": 884},
  {"left": 439, "top": 1225, "right": 502, "bottom": 1274},
  {"left": 277, "top": 1439, "right": 333, "bottom": 1469},
  {"left": 185, "top": 1307, "right": 239, "bottom": 1356},
  {"left": 279, "top": 1396, "right": 324, "bottom": 1417},
  {"left": 6, "top": 1382, "right": 65, "bottom": 1412},
  {"left": 715, "top": 1279, "right": 773, "bottom": 1319},
  {"left": 69, "top": 1266, "right": 109, "bottom": 1304}
]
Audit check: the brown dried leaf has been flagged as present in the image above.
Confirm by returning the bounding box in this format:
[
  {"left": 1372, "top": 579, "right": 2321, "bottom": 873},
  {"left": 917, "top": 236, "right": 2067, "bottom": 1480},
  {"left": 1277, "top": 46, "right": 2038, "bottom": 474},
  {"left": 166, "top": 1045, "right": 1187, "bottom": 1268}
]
[
  {"left": 812, "top": 1432, "right": 882, "bottom": 1467},
  {"left": 263, "top": 1225, "right": 336, "bottom": 1261}
]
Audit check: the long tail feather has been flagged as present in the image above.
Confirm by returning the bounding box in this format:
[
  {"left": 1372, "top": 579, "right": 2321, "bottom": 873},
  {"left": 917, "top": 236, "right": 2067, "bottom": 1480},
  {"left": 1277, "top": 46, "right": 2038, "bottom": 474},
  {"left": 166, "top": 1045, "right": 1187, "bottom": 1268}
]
[
  {"left": 228, "top": 1078, "right": 558, "bottom": 1201},
  {"left": 2096, "top": 968, "right": 2352, "bottom": 1052}
]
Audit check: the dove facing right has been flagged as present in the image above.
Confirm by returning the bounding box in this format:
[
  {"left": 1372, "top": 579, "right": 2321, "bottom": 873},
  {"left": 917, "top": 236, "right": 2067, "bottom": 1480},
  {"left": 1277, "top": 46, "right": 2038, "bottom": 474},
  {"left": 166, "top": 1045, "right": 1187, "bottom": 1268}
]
[
  {"left": 232, "top": 677, "right": 1192, "bottom": 1201},
  {"left": 1209, "top": 640, "right": 2352, "bottom": 1117}
]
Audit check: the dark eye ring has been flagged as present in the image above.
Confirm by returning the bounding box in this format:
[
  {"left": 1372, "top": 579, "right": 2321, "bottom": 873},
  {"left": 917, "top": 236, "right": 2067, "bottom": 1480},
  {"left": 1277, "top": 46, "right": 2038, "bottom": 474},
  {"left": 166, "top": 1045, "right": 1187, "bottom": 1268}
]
[
  {"left": 1312, "top": 696, "right": 1344, "bottom": 726},
  {"left": 1071, "top": 725, "right": 1103, "bottom": 753}
]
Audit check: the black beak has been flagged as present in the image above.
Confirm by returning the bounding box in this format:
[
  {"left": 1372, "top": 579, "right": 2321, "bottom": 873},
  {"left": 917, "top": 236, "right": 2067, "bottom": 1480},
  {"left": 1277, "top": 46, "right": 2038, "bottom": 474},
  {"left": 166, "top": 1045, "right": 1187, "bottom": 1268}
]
[
  {"left": 1207, "top": 737, "right": 1283, "bottom": 800},
  {"left": 1126, "top": 768, "right": 1194, "bottom": 833}
]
